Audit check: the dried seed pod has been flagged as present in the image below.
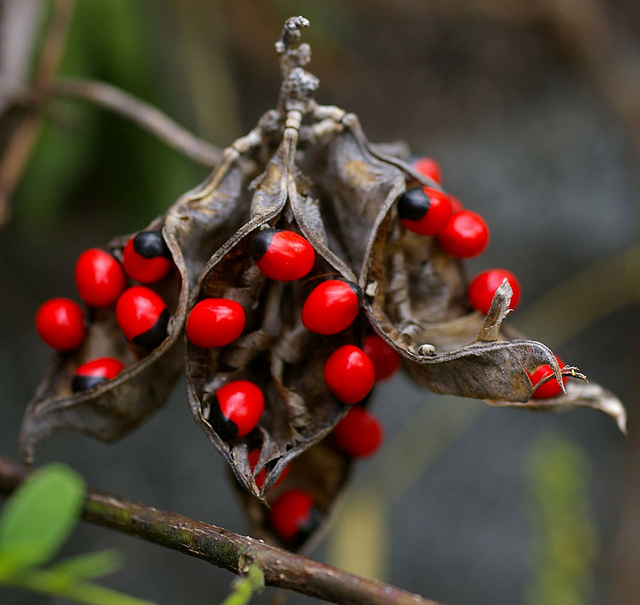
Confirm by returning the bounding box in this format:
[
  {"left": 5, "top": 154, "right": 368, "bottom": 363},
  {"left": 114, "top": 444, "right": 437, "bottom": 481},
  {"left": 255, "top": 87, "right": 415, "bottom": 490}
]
[
  {"left": 20, "top": 14, "right": 626, "bottom": 552},
  {"left": 304, "top": 104, "right": 624, "bottom": 427},
  {"left": 185, "top": 135, "right": 366, "bottom": 503},
  {"left": 19, "top": 147, "right": 260, "bottom": 464}
]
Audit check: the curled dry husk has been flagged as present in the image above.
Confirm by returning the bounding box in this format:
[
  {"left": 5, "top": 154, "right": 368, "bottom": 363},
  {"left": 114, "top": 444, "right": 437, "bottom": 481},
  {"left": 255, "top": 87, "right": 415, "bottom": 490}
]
[
  {"left": 19, "top": 153, "right": 258, "bottom": 464},
  {"left": 20, "top": 16, "right": 625, "bottom": 551}
]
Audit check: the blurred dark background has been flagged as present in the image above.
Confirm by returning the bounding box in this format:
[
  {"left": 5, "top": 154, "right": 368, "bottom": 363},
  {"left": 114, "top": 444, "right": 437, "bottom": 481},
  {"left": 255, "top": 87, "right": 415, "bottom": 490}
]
[{"left": 1, "top": 1, "right": 639, "bottom": 604}]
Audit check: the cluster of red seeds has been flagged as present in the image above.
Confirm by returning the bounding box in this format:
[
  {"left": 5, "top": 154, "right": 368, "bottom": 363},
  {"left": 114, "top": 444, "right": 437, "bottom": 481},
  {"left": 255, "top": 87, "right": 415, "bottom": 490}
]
[
  {"left": 183, "top": 227, "right": 397, "bottom": 447},
  {"left": 35, "top": 231, "right": 175, "bottom": 392},
  {"left": 181, "top": 226, "right": 397, "bottom": 544},
  {"left": 408, "top": 156, "right": 565, "bottom": 399}
]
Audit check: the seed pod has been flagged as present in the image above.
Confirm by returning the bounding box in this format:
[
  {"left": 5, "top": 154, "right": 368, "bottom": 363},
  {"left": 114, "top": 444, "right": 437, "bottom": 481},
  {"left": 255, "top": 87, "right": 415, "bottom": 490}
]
[
  {"left": 20, "top": 149, "right": 260, "bottom": 464},
  {"left": 20, "top": 15, "right": 626, "bottom": 553},
  {"left": 185, "top": 134, "right": 366, "bottom": 503}
]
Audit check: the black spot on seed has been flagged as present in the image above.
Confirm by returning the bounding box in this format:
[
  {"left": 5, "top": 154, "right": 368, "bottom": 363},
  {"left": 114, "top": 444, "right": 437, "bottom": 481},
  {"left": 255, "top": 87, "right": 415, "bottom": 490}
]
[
  {"left": 132, "top": 308, "right": 170, "bottom": 349},
  {"left": 397, "top": 187, "right": 431, "bottom": 222},
  {"left": 133, "top": 231, "right": 171, "bottom": 259}
]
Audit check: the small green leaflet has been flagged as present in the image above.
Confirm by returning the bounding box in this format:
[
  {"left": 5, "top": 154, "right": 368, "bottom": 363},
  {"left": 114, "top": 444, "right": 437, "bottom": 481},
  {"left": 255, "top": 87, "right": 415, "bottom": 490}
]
[{"left": 0, "top": 463, "right": 85, "bottom": 570}]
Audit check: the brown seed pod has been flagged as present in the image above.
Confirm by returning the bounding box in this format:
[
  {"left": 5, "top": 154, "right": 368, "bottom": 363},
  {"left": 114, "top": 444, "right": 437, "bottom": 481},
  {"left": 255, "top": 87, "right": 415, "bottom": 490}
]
[
  {"left": 185, "top": 116, "right": 366, "bottom": 504},
  {"left": 19, "top": 145, "right": 260, "bottom": 464},
  {"left": 20, "top": 15, "right": 625, "bottom": 551}
]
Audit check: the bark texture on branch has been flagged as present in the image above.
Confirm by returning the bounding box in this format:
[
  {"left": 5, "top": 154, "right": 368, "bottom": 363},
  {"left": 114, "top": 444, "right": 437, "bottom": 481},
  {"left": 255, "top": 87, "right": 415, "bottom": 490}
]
[{"left": 0, "top": 456, "right": 441, "bottom": 605}]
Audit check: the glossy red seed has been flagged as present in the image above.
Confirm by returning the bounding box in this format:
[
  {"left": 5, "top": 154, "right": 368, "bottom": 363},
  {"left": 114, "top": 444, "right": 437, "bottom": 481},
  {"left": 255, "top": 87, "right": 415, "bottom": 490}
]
[
  {"left": 122, "top": 232, "right": 173, "bottom": 283},
  {"left": 468, "top": 269, "right": 522, "bottom": 315},
  {"left": 332, "top": 407, "right": 384, "bottom": 458},
  {"left": 269, "top": 489, "right": 317, "bottom": 544},
  {"left": 72, "top": 357, "right": 124, "bottom": 392},
  {"left": 363, "top": 334, "right": 401, "bottom": 381},
  {"left": 186, "top": 299, "right": 245, "bottom": 348},
  {"left": 412, "top": 157, "right": 442, "bottom": 184},
  {"left": 301, "top": 280, "right": 361, "bottom": 335},
  {"left": 251, "top": 229, "right": 315, "bottom": 281},
  {"left": 35, "top": 298, "right": 86, "bottom": 352},
  {"left": 248, "top": 449, "right": 290, "bottom": 491},
  {"left": 75, "top": 248, "right": 127, "bottom": 307},
  {"left": 115, "top": 286, "right": 168, "bottom": 347},
  {"left": 528, "top": 356, "right": 567, "bottom": 399},
  {"left": 323, "top": 345, "right": 375, "bottom": 404},
  {"left": 212, "top": 380, "right": 264, "bottom": 439},
  {"left": 437, "top": 209, "right": 490, "bottom": 258},
  {"left": 397, "top": 187, "right": 452, "bottom": 236}
]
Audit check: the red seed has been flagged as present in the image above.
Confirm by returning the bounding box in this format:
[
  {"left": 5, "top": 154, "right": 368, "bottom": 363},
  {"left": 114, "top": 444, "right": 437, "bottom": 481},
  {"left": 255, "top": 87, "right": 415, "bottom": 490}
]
[
  {"left": 211, "top": 380, "right": 264, "bottom": 439},
  {"left": 186, "top": 299, "right": 245, "bottom": 348},
  {"left": 75, "top": 248, "right": 126, "bottom": 307},
  {"left": 251, "top": 229, "right": 315, "bottom": 282},
  {"left": 528, "top": 356, "right": 567, "bottom": 399},
  {"left": 397, "top": 187, "right": 452, "bottom": 236},
  {"left": 332, "top": 407, "right": 384, "bottom": 458},
  {"left": 468, "top": 269, "right": 522, "bottom": 315},
  {"left": 115, "top": 286, "right": 168, "bottom": 349},
  {"left": 72, "top": 357, "right": 124, "bottom": 392},
  {"left": 412, "top": 157, "right": 442, "bottom": 184},
  {"left": 268, "top": 489, "right": 318, "bottom": 545},
  {"left": 363, "top": 334, "right": 401, "bottom": 381},
  {"left": 437, "top": 210, "right": 489, "bottom": 258},
  {"left": 323, "top": 345, "right": 375, "bottom": 404},
  {"left": 35, "top": 298, "right": 86, "bottom": 352},
  {"left": 122, "top": 231, "right": 173, "bottom": 283},
  {"left": 301, "top": 280, "right": 361, "bottom": 335}
]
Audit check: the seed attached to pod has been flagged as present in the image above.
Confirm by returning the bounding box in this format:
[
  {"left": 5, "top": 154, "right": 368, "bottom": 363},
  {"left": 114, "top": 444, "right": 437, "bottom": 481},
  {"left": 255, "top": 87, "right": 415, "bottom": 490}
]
[
  {"left": 468, "top": 268, "right": 522, "bottom": 315},
  {"left": 268, "top": 489, "right": 320, "bottom": 546},
  {"left": 363, "top": 334, "right": 401, "bottom": 381},
  {"left": 122, "top": 231, "right": 173, "bottom": 283},
  {"left": 323, "top": 344, "right": 375, "bottom": 404},
  {"left": 301, "top": 279, "right": 361, "bottom": 335},
  {"left": 248, "top": 449, "right": 290, "bottom": 491},
  {"left": 397, "top": 187, "right": 452, "bottom": 236},
  {"left": 75, "top": 248, "right": 126, "bottom": 307},
  {"left": 186, "top": 298, "right": 245, "bottom": 348},
  {"left": 528, "top": 356, "right": 567, "bottom": 400},
  {"left": 115, "top": 286, "right": 169, "bottom": 349},
  {"left": 437, "top": 209, "right": 489, "bottom": 258},
  {"left": 412, "top": 156, "right": 442, "bottom": 183},
  {"left": 250, "top": 229, "right": 315, "bottom": 281},
  {"left": 35, "top": 298, "right": 86, "bottom": 352},
  {"left": 72, "top": 357, "right": 124, "bottom": 392},
  {"left": 332, "top": 407, "right": 384, "bottom": 458},
  {"left": 210, "top": 380, "right": 264, "bottom": 440}
]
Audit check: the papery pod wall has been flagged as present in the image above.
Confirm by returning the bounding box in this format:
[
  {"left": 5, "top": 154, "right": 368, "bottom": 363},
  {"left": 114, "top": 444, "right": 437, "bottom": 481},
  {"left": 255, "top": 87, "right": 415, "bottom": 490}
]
[{"left": 20, "top": 16, "right": 626, "bottom": 552}]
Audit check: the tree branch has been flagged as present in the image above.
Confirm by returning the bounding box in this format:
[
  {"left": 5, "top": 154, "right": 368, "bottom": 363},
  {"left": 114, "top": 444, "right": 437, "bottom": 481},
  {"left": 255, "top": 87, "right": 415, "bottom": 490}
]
[
  {"left": 44, "top": 78, "right": 223, "bottom": 166},
  {"left": 0, "top": 456, "right": 442, "bottom": 605},
  {"left": 0, "top": 0, "right": 74, "bottom": 227}
]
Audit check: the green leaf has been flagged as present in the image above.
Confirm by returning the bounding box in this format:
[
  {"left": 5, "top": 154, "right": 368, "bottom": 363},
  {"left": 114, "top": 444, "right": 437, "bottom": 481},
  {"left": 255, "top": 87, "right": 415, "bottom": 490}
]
[
  {"left": 47, "top": 549, "right": 123, "bottom": 581},
  {"left": 0, "top": 463, "right": 85, "bottom": 569}
]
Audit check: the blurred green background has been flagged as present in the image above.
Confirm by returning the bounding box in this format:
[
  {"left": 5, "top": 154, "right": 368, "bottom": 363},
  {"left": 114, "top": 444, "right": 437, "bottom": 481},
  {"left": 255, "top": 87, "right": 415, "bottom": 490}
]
[{"left": 1, "top": 1, "right": 638, "bottom": 604}]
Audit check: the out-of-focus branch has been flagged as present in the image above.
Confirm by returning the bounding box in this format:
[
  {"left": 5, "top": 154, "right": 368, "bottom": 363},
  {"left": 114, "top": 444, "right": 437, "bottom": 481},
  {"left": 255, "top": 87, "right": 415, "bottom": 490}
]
[
  {"left": 35, "top": 78, "right": 222, "bottom": 166},
  {"left": 0, "top": 0, "right": 74, "bottom": 227},
  {"left": 0, "top": 456, "right": 442, "bottom": 605}
]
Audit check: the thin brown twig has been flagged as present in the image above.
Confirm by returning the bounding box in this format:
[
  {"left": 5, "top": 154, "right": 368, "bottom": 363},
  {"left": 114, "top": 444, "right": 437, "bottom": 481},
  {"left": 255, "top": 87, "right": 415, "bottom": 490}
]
[
  {"left": 0, "top": 456, "right": 442, "bottom": 605},
  {"left": 0, "top": 0, "right": 75, "bottom": 227},
  {"left": 43, "top": 78, "right": 223, "bottom": 166}
]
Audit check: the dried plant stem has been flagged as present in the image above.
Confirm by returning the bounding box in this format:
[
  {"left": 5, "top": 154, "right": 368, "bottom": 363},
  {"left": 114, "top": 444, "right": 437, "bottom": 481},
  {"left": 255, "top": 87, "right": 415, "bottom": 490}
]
[
  {"left": 0, "top": 456, "right": 441, "bottom": 605},
  {"left": 46, "top": 78, "right": 223, "bottom": 166},
  {"left": 0, "top": 0, "right": 74, "bottom": 227}
]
